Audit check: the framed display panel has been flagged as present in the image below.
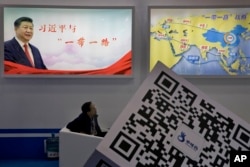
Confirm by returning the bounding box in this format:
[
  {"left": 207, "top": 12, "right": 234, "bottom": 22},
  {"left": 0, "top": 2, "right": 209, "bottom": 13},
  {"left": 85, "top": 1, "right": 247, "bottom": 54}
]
[
  {"left": 149, "top": 6, "right": 250, "bottom": 77},
  {"left": 2, "top": 5, "right": 134, "bottom": 78}
]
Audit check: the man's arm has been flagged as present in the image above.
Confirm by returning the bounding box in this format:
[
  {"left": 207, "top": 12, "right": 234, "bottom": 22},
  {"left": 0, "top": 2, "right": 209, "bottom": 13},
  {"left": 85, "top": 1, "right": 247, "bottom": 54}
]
[
  {"left": 4, "top": 41, "right": 16, "bottom": 62},
  {"left": 30, "top": 45, "right": 47, "bottom": 69}
]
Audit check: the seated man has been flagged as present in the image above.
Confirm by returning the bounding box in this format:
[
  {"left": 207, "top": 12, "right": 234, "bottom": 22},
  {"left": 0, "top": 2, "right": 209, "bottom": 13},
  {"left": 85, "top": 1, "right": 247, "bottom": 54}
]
[{"left": 66, "top": 101, "right": 106, "bottom": 137}]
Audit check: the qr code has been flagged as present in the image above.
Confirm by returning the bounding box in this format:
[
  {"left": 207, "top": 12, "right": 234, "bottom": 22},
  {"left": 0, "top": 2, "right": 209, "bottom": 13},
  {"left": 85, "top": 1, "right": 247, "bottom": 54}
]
[
  {"left": 108, "top": 71, "right": 250, "bottom": 167},
  {"left": 84, "top": 63, "right": 250, "bottom": 167}
]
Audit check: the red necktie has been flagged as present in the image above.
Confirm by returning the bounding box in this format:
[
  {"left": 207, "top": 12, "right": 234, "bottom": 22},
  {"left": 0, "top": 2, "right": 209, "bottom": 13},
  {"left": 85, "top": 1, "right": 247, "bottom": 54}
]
[{"left": 24, "top": 44, "right": 34, "bottom": 67}]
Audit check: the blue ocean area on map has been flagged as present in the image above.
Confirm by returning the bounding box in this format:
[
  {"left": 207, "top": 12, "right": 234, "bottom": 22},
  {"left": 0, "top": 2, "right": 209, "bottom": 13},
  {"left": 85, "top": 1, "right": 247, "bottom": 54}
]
[{"left": 172, "top": 46, "right": 227, "bottom": 75}]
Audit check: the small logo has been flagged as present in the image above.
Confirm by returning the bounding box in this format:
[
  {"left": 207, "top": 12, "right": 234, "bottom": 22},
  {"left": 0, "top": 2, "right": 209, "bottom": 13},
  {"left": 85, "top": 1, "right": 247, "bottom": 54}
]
[
  {"left": 230, "top": 151, "right": 250, "bottom": 167},
  {"left": 178, "top": 132, "right": 186, "bottom": 142},
  {"left": 177, "top": 131, "right": 199, "bottom": 152},
  {"left": 172, "top": 125, "right": 204, "bottom": 159}
]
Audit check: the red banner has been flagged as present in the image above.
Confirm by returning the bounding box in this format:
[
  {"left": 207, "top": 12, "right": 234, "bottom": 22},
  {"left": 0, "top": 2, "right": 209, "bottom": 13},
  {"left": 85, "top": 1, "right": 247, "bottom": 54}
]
[{"left": 4, "top": 51, "right": 132, "bottom": 75}]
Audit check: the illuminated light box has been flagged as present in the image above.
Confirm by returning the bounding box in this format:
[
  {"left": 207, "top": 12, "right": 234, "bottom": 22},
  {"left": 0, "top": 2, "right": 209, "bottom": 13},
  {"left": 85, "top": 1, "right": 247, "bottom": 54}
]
[
  {"left": 3, "top": 5, "right": 134, "bottom": 77},
  {"left": 149, "top": 7, "right": 250, "bottom": 77}
]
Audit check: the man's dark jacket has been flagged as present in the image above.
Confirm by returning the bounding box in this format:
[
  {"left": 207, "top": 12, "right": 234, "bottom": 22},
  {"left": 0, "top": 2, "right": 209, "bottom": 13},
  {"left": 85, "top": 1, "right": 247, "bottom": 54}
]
[
  {"left": 4, "top": 38, "right": 47, "bottom": 69},
  {"left": 66, "top": 112, "right": 105, "bottom": 137}
]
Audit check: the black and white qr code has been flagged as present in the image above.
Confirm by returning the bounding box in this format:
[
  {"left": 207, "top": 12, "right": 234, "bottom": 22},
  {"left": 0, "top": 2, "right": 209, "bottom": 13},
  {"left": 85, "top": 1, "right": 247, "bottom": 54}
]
[{"left": 108, "top": 71, "right": 250, "bottom": 167}]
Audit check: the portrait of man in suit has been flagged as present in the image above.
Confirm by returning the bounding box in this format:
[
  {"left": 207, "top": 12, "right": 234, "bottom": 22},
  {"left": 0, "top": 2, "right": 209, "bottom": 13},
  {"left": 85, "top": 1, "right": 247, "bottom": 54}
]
[{"left": 4, "top": 16, "right": 47, "bottom": 69}]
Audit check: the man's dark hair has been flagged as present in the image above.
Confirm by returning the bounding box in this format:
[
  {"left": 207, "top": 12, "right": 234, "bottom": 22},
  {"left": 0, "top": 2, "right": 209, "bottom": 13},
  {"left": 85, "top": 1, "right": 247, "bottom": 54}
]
[
  {"left": 81, "top": 101, "right": 92, "bottom": 113},
  {"left": 14, "top": 17, "right": 33, "bottom": 28}
]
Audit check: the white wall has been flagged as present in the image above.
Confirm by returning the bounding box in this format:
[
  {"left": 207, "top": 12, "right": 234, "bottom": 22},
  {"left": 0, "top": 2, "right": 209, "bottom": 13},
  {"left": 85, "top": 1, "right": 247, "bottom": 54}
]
[{"left": 0, "top": 0, "right": 250, "bottom": 130}]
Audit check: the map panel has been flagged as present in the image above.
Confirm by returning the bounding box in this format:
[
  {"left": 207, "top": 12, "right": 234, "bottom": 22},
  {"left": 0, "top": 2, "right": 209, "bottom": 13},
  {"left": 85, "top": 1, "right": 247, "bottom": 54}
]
[{"left": 150, "top": 8, "right": 250, "bottom": 76}]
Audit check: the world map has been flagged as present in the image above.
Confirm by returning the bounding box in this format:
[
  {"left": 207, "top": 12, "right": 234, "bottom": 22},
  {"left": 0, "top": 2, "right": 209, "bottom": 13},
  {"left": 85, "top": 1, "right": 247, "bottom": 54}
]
[{"left": 150, "top": 8, "right": 250, "bottom": 76}]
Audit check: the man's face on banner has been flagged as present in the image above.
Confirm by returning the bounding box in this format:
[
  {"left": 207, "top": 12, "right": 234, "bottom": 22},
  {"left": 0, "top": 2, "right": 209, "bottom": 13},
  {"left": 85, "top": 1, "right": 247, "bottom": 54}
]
[{"left": 15, "top": 21, "right": 34, "bottom": 43}]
